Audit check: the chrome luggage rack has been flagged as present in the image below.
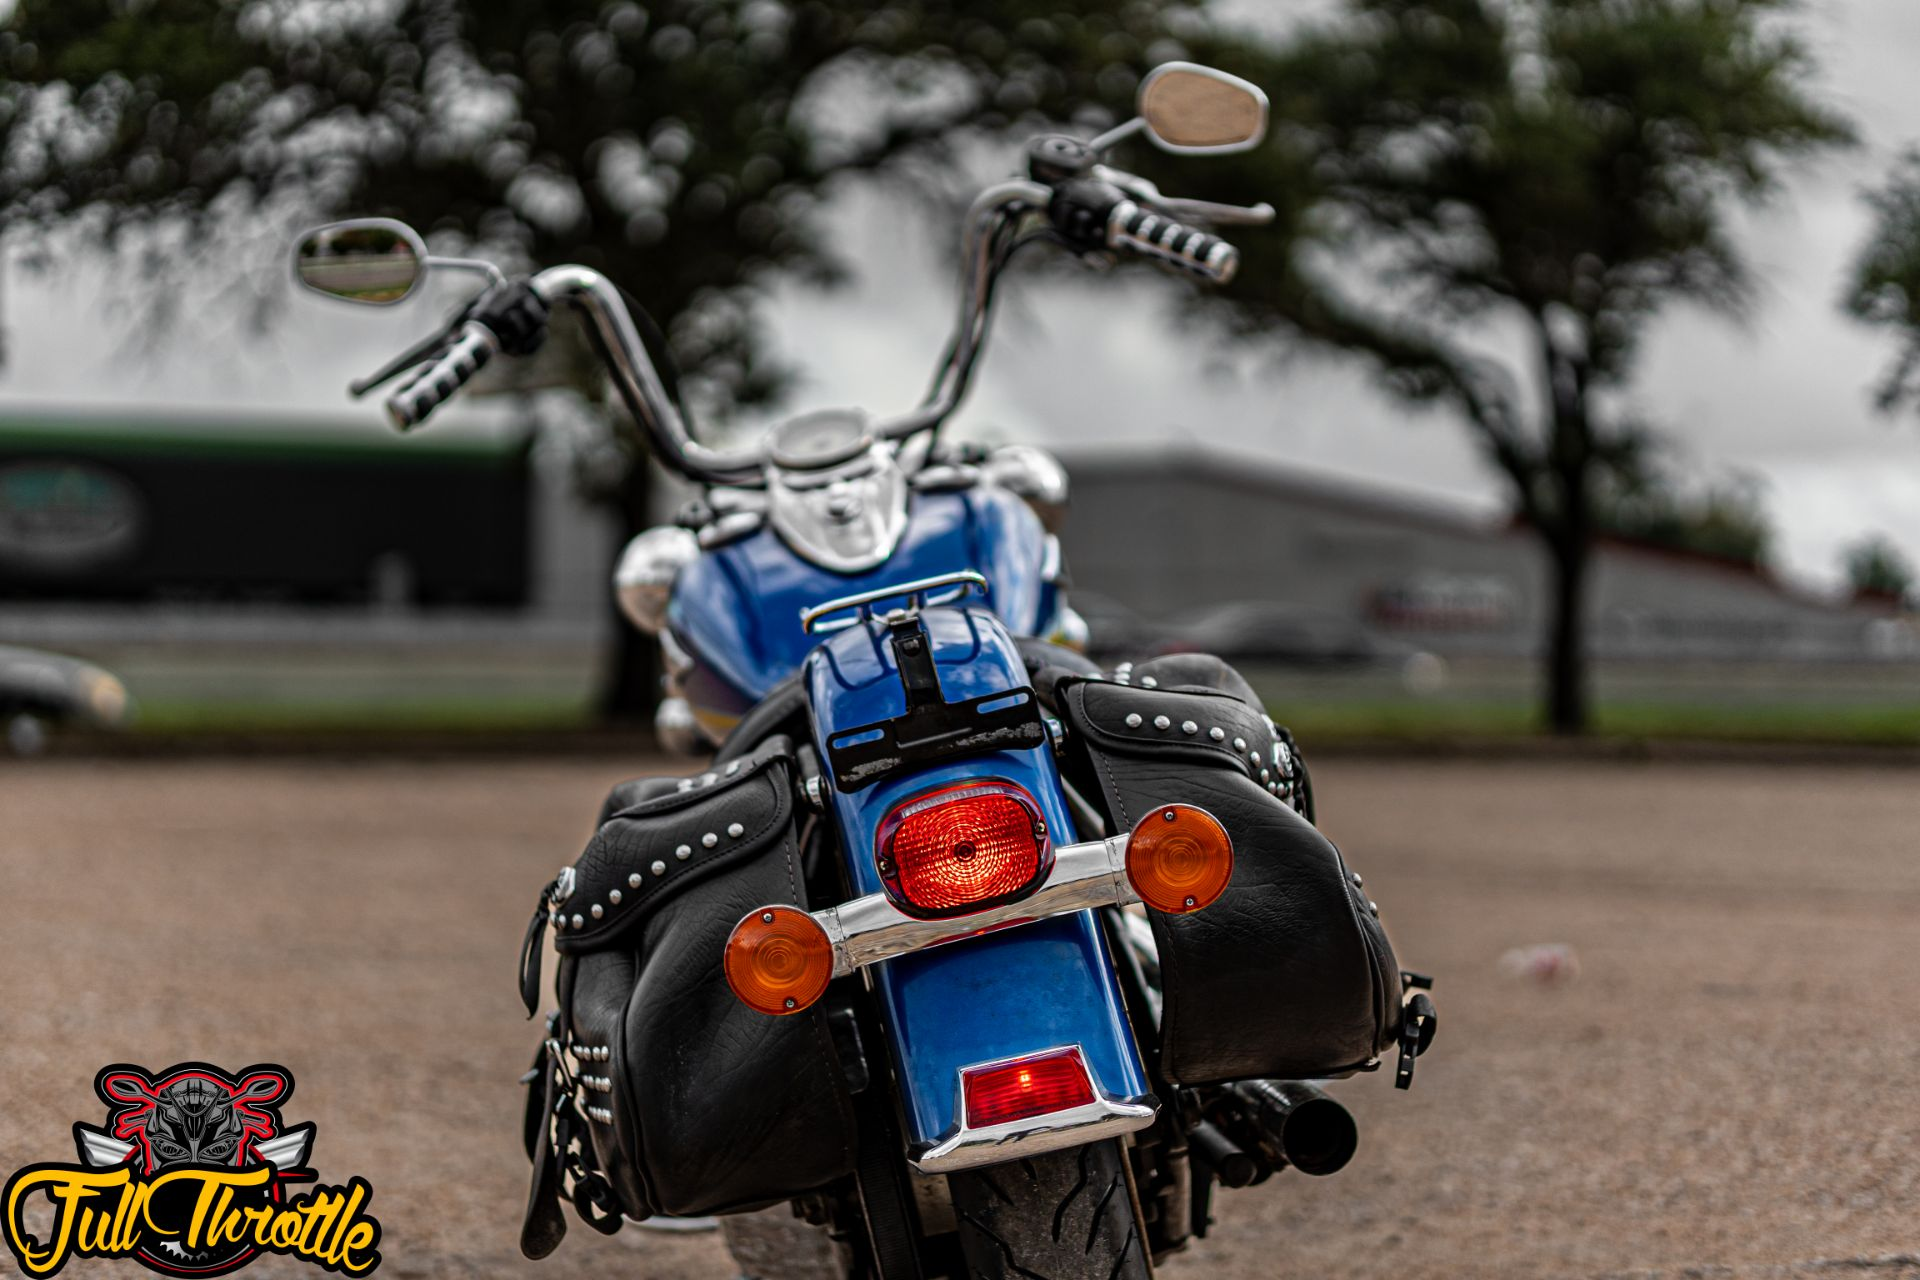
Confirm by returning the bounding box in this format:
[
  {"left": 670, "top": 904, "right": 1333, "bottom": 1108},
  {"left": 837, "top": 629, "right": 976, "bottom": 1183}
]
[{"left": 799, "top": 569, "right": 990, "bottom": 634}]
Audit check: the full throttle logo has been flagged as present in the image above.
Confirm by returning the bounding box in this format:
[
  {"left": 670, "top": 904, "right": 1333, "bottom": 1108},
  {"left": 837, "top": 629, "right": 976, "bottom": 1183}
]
[{"left": 2, "top": 1063, "right": 380, "bottom": 1277}]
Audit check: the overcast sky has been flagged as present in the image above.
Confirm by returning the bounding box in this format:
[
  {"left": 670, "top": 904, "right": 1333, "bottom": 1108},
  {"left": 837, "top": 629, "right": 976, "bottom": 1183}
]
[{"left": 3, "top": 0, "right": 1918, "bottom": 591}]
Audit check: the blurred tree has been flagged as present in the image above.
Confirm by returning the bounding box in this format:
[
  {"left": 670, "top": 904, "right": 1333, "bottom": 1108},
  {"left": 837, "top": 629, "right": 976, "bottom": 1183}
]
[
  {"left": 1156, "top": 0, "right": 1851, "bottom": 732},
  {"left": 0, "top": 0, "right": 1857, "bottom": 736},
  {"left": 1843, "top": 533, "right": 1912, "bottom": 606},
  {"left": 1597, "top": 470, "right": 1772, "bottom": 566},
  {"left": 1845, "top": 148, "right": 1920, "bottom": 416},
  {"left": 0, "top": 0, "right": 1197, "bottom": 719}
]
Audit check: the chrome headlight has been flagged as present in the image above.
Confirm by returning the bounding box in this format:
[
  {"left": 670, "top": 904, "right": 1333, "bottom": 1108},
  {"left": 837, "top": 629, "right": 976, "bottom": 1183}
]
[{"left": 614, "top": 525, "right": 699, "bottom": 635}]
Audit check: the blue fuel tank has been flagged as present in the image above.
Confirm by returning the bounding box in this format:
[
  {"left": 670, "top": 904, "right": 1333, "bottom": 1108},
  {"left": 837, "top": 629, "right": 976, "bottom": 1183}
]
[{"left": 666, "top": 485, "right": 1055, "bottom": 739}]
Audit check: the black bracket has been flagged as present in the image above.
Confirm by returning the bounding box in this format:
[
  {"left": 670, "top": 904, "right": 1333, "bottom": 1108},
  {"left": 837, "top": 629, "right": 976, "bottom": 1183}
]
[
  {"left": 1394, "top": 991, "right": 1438, "bottom": 1090},
  {"left": 825, "top": 614, "right": 1047, "bottom": 792}
]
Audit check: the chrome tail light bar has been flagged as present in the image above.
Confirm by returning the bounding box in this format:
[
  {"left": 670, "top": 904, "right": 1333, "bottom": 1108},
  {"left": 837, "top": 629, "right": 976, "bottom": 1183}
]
[
  {"left": 722, "top": 804, "right": 1235, "bottom": 1014},
  {"left": 822, "top": 832, "right": 1137, "bottom": 977}
]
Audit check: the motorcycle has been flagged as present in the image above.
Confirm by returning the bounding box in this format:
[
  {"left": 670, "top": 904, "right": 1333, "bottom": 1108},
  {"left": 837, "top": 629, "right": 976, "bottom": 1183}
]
[{"left": 294, "top": 62, "right": 1435, "bottom": 1280}]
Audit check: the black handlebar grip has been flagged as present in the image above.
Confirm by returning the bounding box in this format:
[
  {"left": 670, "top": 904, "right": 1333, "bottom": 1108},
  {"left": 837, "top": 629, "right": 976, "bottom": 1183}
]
[
  {"left": 1106, "top": 198, "right": 1240, "bottom": 285},
  {"left": 386, "top": 323, "right": 499, "bottom": 431}
]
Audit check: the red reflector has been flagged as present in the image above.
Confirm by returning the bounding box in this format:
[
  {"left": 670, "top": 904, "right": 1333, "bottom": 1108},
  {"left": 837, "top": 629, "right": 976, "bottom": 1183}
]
[
  {"left": 963, "top": 1048, "right": 1097, "bottom": 1129},
  {"left": 876, "top": 780, "right": 1051, "bottom": 917}
]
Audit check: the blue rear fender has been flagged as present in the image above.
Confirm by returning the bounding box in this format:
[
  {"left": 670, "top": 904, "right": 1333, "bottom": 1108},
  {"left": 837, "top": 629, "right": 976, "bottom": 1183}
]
[{"left": 805, "top": 606, "right": 1151, "bottom": 1150}]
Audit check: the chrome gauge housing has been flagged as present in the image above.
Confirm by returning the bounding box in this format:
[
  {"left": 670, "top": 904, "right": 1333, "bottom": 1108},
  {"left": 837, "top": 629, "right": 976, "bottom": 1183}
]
[{"left": 764, "top": 410, "right": 909, "bottom": 574}]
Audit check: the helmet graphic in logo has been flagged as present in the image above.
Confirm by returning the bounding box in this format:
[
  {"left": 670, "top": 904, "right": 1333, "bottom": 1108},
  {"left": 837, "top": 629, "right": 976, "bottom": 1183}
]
[{"left": 75, "top": 1064, "right": 315, "bottom": 1276}]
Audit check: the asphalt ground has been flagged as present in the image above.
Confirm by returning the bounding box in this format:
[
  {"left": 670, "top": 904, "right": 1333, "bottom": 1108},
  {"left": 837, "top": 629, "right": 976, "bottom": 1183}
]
[{"left": 2, "top": 757, "right": 1916, "bottom": 1279}]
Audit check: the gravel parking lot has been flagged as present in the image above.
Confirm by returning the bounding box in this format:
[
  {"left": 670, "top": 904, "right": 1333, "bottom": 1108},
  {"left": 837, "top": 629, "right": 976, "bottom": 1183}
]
[{"left": 2, "top": 756, "right": 1916, "bottom": 1279}]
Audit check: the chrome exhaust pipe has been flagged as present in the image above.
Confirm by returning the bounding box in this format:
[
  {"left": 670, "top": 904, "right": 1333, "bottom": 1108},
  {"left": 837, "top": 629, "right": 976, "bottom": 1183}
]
[{"left": 1225, "top": 1079, "right": 1358, "bottom": 1177}]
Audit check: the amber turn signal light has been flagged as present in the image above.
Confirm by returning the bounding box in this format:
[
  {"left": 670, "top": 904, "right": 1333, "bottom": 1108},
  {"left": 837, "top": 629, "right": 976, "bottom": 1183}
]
[
  {"left": 1126, "top": 804, "right": 1233, "bottom": 913},
  {"left": 724, "top": 905, "right": 833, "bottom": 1016}
]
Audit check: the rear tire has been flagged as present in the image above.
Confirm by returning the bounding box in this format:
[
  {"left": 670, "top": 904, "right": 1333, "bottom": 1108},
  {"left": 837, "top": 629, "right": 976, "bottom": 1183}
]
[{"left": 947, "top": 1141, "right": 1150, "bottom": 1280}]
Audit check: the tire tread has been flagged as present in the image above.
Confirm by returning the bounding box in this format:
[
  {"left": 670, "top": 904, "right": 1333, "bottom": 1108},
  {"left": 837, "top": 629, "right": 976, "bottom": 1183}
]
[{"left": 947, "top": 1142, "right": 1149, "bottom": 1280}]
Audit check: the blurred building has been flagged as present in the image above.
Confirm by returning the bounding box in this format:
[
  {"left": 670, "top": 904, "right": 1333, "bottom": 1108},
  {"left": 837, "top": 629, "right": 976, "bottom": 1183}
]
[
  {"left": 0, "top": 410, "right": 534, "bottom": 606},
  {"left": 1, "top": 411, "right": 1906, "bottom": 719},
  {"left": 1058, "top": 445, "right": 1908, "bottom": 664},
  {"left": 0, "top": 408, "right": 616, "bottom": 715}
]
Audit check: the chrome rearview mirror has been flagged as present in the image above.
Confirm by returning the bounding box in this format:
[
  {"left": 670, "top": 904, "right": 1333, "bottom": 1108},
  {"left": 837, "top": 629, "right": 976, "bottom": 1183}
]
[
  {"left": 293, "top": 218, "right": 427, "bottom": 305},
  {"left": 1136, "top": 62, "right": 1268, "bottom": 155}
]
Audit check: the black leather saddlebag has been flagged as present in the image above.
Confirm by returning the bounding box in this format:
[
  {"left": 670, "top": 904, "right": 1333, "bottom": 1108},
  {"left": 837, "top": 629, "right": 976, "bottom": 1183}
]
[
  {"left": 517, "top": 736, "right": 857, "bottom": 1255},
  {"left": 1056, "top": 659, "right": 1411, "bottom": 1086}
]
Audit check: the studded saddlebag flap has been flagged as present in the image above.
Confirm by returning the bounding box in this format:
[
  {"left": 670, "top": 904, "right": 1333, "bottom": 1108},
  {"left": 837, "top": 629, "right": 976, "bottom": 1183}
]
[
  {"left": 1057, "top": 674, "right": 1406, "bottom": 1086},
  {"left": 519, "top": 736, "right": 857, "bottom": 1247}
]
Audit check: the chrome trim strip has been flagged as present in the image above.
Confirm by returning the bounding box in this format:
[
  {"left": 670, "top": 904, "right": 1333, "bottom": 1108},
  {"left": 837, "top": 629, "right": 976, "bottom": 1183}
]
[
  {"left": 799, "top": 569, "right": 991, "bottom": 634},
  {"left": 913, "top": 1097, "right": 1158, "bottom": 1174},
  {"left": 812, "top": 835, "right": 1137, "bottom": 978},
  {"left": 910, "top": 1044, "right": 1158, "bottom": 1174}
]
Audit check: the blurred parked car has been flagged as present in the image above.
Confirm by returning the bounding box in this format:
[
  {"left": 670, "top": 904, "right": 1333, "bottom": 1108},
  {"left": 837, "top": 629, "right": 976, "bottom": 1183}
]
[
  {"left": 1151, "top": 601, "right": 1406, "bottom": 668},
  {"left": 0, "top": 646, "right": 132, "bottom": 755},
  {"left": 1072, "top": 591, "right": 1181, "bottom": 661}
]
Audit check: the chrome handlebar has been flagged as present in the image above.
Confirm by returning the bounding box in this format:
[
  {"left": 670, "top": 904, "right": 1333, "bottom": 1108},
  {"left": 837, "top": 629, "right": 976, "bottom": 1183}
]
[
  {"left": 528, "top": 265, "right": 765, "bottom": 486},
  {"left": 385, "top": 171, "right": 1250, "bottom": 481},
  {"left": 887, "top": 180, "right": 1054, "bottom": 437},
  {"left": 515, "top": 182, "right": 1054, "bottom": 484}
]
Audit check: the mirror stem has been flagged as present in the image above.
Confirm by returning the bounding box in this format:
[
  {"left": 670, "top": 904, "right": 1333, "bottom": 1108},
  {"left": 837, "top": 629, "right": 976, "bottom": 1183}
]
[
  {"left": 1087, "top": 116, "right": 1147, "bottom": 154},
  {"left": 424, "top": 255, "right": 507, "bottom": 287}
]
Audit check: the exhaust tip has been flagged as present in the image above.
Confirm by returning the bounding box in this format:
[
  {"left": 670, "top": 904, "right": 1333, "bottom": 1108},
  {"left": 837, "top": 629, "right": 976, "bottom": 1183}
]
[{"left": 1280, "top": 1095, "right": 1358, "bottom": 1177}]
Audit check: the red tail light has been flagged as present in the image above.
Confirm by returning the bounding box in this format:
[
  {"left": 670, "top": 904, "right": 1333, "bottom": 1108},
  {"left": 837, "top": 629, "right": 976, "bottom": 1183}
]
[
  {"left": 876, "top": 780, "right": 1051, "bottom": 918},
  {"left": 962, "top": 1047, "right": 1097, "bottom": 1129}
]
